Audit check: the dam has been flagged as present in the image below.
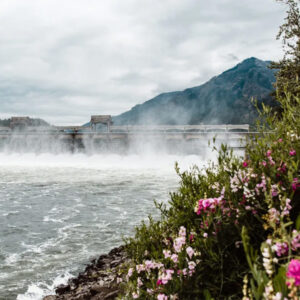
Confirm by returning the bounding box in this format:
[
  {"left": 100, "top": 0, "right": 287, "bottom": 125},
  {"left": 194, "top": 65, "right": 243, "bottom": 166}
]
[{"left": 0, "top": 115, "right": 254, "bottom": 153}]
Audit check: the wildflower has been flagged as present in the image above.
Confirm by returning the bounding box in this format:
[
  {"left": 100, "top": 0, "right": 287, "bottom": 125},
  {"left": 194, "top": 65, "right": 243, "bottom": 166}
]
[
  {"left": 286, "top": 259, "right": 300, "bottom": 286},
  {"left": 268, "top": 208, "right": 280, "bottom": 224},
  {"left": 136, "top": 264, "right": 145, "bottom": 273},
  {"left": 262, "top": 161, "right": 267, "bottom": 167},
  {"left": 262, "top": 246, "right": 273, "bottom": 276},
  {"left": 178, "top": 226, "right": 186, "bottom": 237},
  {"left": 263, "top": 281, "right": 274, "bottom": 298},
  {"left": 157, "top": 279, "right": 163, "bottom": 286},
  {"left": 188, "top": 261, "right": 196, "bottom": 271},
  {"left": 132, "top": 291, "right": 139, "bottom": 298},
  {"left": 267, "top": 150, "right": 272, "bottom": 157},
  {"left": 157, "top": 294, "right": 168, "bottom": 300},
  {"left": 171, "top": 253, "right": 178, "bottom": 263},
  {"left": 273, "top": 292, "right": 282, "bottom": 300},
  {"left": 173, "top": 237, "right": 185, "bottom": 253},
  {"left": 242, "top": 161, "right": 248, "bottom": 167},
  {"left": 277, "top": 163, "right": 286, "bottom": 173},
  {"left": 268, "top": 156, "right": 275, "bottom": 166},
  {"left": 271, "top": 184, "right": 278, "bottom": 197},
  {"left": 147, "top": 288, "right": 154, "bottom": 295},
  {"left": 137, "top": 277, "right": 143, "bottom": 287},
  {"left": 281, "top": 198, "right": 292, "bottom": 216},
  {"left": 272, "top": 242, "right": 288, "bottom": 257},
  {"left": 292, "top": 178, "right": 299, "bottom": 191},
  {"left": 186, "top": 246, "right": 195, "bottom": 259},
  {"left": 128, "top": 268, "right": 133, "bottom": 278},
  {"left": 116, "top": 277, "right": 122, "bottom": 284},
  {"left": 291, "top": 231, "right": 300, "bottom": 251},
  {"left": 289, "top": 149, "right": 296, "bottom": 156},
  {"left": 203, "top": 232, "right": 208, "bottom": 238},
  {"left": 159, "top": 269, "right": 174, "bottom": 285},
  {"left": 189, "top": 233, "right": 195, "bottom": 242},
  {"left": 163, "top": 249, "right": 171, "bottom": 259}
]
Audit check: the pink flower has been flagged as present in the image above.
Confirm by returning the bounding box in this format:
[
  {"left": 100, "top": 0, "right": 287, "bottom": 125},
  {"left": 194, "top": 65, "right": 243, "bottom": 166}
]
[
  {"left": 261, "top": 161, "right": 267, "bottom": 167},
  {"left": 173, "top": 237, "right": 185, "bottom": 253},
  {"left": 292, "top": 178, "right": 299, "bottom": 191},
  {"left": 159, "top": 269, "right": 174, "bottom": 285},
  {"left": 178, "top": 226, "right": 186, "bottom": 237},
  {"left": 147, "top": 288, "right": 154, "bottom": 295},
  {"left": 287, "top": 259, "right": 300, "bottom": 286},
  {"left": 156, "top": 279, "right": 163, "bottom": 286},
  {"left": 188, "top": 261, "right": 196, "bottom": 270},
  {"left": 267, "top": 150, "right": 272, "bottom": 157},
  {"left": 277, "top": 163, "right": 287, "bottom": 173},
  {"left": 157, "top": 294, "right": 168, "bottom": 300},
  {"left": 278, "top": 138, "right": 283, "bottom": 142},
  {"left": 186, "top": 246, "right": 194, "bottom": 259},
  {"left": 271, "top": 185, "right": 278, "bottom": 197},
  {"left": 163, "top": 249, "right": 171, "bottom": 259},
  {"left": 171, "top": 253, "right": 178, "bottom": 263},
  {"left": 127, "top": 268, "right": 133, "bottom": 277},
  {"left": 273, "top": 242, "right": 288, "bottom": 257},
  {"left": 291, "top": 233, "right": 300, "bottom": 251},
  {"left": 137, "top": 277, "right": 143, "bottom": 287},
  {"left": 189, "top": 234, "right": 195, "bottom": 242},
  {"left": 289, "top": 149, "right": 296, "bottom": 156},
  {"left": 242, "top": 161, "right": 248, "bottom": 167}
]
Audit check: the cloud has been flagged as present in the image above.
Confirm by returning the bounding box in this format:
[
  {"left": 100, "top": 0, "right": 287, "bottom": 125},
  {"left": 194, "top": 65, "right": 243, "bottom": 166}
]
[{"left": 0, "top": 0, "right": 285, "bottom": 124}]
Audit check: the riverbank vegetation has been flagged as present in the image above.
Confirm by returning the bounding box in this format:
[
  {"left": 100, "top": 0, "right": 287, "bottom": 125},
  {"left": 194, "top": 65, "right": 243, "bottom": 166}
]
[{"left": 116, "top": 1, "right": 300, "bottom": 299}]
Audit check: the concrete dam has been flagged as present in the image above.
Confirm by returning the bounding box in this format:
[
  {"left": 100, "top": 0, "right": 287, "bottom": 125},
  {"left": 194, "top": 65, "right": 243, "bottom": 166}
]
[{"left": 0, "top": 116, "right": 253, "bottom": 154}]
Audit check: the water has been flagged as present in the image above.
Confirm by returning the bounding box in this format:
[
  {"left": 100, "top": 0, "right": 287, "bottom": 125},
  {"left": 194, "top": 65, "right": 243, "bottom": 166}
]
[{"left": 0, "top": 152, "right": 206, "bottom": 300}]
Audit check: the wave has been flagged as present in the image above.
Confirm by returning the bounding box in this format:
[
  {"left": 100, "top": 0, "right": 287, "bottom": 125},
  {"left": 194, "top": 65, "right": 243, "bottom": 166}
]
[
  {"left": 0, "top": 152, "right": 210, "bottom": 171},
  {"left": 17, "top": 272, "right": 73, "bottom": 300}
]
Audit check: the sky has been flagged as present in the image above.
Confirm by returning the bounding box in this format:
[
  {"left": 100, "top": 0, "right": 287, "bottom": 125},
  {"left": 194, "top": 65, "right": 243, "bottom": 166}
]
[{"left": 0, "top": 0, "right": 286, "bottom": 125}]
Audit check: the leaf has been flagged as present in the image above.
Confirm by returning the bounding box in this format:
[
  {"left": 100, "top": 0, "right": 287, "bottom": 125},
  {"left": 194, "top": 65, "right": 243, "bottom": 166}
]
[
  {"left": 296, "top": 213, "right": 300, "bottom": 231},
  {"left": 273, "top": 266, "right": 288, "bottom": 296},
  {"left": 203, "top": 289, "right": 214, "bottom": 300}
]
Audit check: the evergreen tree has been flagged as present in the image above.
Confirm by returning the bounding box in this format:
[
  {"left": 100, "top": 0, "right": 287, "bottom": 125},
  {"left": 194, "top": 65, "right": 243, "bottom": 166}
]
[{"left": 271, "top": 0, "right": 300, "bottom": 100}]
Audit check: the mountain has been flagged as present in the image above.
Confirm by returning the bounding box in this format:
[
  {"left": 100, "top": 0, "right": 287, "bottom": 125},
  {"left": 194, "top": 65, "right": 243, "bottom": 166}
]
[
  {"left": 0, "top": 117, "right": 49, "bottom": 127},
  {"left": 113, "top": 57, "right": 277, "bottom": 125}
]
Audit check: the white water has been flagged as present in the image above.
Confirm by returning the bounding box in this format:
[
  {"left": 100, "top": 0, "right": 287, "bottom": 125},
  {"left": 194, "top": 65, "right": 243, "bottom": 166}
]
[{"left": 0, "top": 152, "right": 208, "bottom": 300}]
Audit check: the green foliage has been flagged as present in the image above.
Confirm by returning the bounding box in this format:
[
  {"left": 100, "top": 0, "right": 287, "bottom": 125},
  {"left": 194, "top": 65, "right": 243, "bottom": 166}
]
[
  {"left": 119, "top": 90, "right": 299, "bottom": 299},
  {"left": 117, "top": 3, "right": 300, "bottom": 298},
  {"left": 271, "top": 0, "right": 300, "bottom": 102}
]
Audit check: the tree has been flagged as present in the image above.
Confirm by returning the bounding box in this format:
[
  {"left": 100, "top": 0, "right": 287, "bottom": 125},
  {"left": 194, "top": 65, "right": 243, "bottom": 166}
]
[{"left": 271, "top": 0, "right": 300, "bottom": 100}]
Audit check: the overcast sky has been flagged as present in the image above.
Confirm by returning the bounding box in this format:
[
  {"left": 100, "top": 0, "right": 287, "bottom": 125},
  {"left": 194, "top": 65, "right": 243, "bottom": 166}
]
[{"left": 0, "top": 0, "right": 286, "bottom": 125}]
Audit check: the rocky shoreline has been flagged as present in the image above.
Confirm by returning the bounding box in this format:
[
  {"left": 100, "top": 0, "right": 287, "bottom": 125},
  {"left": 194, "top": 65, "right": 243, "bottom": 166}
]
[{"left": 44, "top": 246, "right": 127, "bottom": 300}]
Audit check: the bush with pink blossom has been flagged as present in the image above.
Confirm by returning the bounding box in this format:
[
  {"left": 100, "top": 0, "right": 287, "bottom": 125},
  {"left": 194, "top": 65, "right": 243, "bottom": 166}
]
[
  {"left": 115, "top": 89, "right": 299, "bottom": 299},
  {"left": 116, "top": 2, "right": 300, "bottom": 298}
]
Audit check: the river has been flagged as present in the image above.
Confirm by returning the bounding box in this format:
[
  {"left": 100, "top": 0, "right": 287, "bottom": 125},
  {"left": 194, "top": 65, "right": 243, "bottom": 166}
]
[{"left": 0, "top": 152, "right": 207, "bottom": 300}]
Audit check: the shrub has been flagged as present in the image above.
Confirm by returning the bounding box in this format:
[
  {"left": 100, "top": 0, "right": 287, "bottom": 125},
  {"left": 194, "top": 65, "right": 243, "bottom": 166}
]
[{"left": 116, "top": 92, "right": 299, "bottom": 299}]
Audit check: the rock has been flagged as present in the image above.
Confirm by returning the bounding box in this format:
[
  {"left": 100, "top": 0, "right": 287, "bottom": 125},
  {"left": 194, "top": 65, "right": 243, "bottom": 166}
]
[
  {"left": 110, "top": 259, "right": 121, "bottom": 268},
  {"left": 56, "top": 284, "right": 70, "bottom": 295},
  {"left": 43, "top": 296, "right": 57, "bottom": 300},
  {"left": 90, "top": 283, "right": 104, "bottom": 294},
  {"left": 104, "top": 290, "right": 119, "bottom": 299},
  {"left": 43, "top": 246, "right": 127, "bottom": 300}
]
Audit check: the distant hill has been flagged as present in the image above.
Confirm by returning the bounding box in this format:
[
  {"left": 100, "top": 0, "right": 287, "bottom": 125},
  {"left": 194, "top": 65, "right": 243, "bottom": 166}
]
[
  {"left": 113, "top": 57, "right": 277, "bottom": 125},
  {"left": 0, "top": 118, "right": 49, "bottom": 127}
]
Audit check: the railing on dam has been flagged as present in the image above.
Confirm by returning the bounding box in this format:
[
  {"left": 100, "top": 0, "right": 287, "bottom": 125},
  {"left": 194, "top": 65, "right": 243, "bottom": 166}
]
[
  {"left": 0, "top": 124, "right": 261, "bottom": 152},
  {"left": 0, "top": 124, "right": 250, "bottom": 134}
]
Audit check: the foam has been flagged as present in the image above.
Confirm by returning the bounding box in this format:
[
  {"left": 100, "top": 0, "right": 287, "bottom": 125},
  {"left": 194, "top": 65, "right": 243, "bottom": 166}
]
[
  {"left": 17, "top": 272, "right": 73, "bottom": 300},
  {"left": 0, "top": 152, "right": 208, "bottom": 171}
]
